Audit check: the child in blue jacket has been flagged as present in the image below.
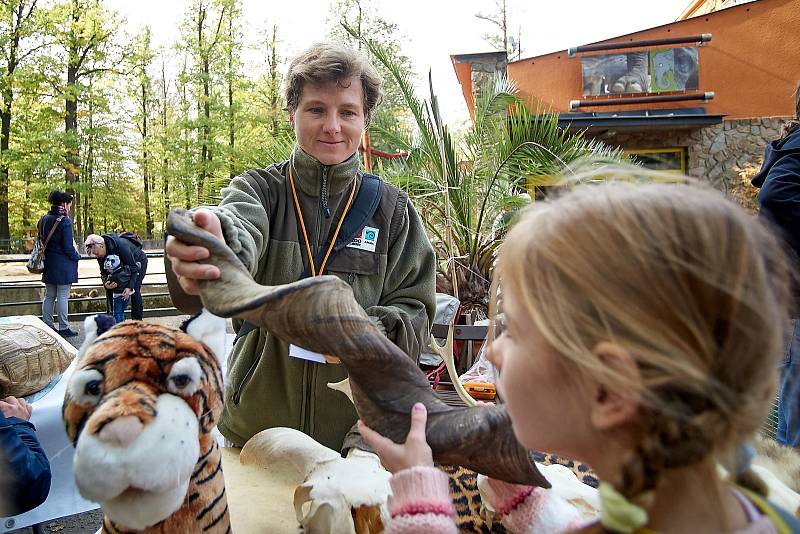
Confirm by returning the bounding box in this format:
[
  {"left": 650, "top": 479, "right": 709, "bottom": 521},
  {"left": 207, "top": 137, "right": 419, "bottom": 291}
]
[{"left": 0, "top": 396, "right": 51, "bottom": 516}]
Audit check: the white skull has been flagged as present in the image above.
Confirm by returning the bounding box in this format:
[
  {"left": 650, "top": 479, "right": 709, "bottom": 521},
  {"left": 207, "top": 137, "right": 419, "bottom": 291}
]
[{"left": 240, "top": 427, "right": 391, "bottom": 534}]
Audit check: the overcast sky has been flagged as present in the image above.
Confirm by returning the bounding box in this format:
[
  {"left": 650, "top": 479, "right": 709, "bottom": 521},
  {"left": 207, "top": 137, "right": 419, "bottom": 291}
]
[{"left": 104, "top": 0, "right": 691, "bottom": 127}]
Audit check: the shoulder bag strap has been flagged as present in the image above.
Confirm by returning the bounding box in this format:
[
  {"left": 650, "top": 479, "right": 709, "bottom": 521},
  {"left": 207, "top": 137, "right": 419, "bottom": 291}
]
[{"left": 41, "top": 216, "right": 64, "bottom": 250}]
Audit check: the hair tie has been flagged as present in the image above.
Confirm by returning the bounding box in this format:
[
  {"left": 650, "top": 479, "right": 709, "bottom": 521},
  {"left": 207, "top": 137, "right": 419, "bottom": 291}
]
[{"left": 599, "top": 482, "right": 648, "bottom": 533}]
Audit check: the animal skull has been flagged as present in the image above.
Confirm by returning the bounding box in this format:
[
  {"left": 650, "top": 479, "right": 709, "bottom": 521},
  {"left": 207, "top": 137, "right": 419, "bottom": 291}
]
[{"left": 241, "top": 427, "right": 391, "bottom": 534}]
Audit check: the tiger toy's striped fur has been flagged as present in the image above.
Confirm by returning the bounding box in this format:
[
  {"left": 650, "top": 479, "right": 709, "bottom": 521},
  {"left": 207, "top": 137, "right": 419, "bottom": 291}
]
[{"left": 63, "top": 313, "right": 230, "bottom": 534}]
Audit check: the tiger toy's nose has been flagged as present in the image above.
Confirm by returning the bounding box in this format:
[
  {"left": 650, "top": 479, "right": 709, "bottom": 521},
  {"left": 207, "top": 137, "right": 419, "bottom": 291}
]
[{"left": 97, "top": 416, "right": 144, "bottom": 447}]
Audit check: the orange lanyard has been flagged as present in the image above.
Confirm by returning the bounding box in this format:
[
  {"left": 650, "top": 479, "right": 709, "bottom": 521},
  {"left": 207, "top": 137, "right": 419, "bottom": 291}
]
[{"left": 288, "top": 168, "right": 357, "bottom": 277}]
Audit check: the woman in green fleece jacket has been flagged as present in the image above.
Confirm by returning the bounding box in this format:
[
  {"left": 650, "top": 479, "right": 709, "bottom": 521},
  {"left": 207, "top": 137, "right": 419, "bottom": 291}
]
[{"left": 165, "top": 42, "right": 437, "bottom": 453}]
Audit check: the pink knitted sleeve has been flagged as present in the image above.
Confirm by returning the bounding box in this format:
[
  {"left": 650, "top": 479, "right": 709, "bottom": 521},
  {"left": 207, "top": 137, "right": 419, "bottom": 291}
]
[
  {"left": 484, "top": 478, "right": 584, "bottom": 533},
  {"left": 386, "top": 466, "right": 458, "bottom": 534}
]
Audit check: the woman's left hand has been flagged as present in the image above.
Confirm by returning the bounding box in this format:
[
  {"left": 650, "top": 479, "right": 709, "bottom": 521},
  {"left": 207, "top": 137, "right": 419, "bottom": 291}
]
[
  {"left": 122, "top": 288, "right": 131, "bottom": 300},
  {"left": 104, "top": 281, "right": 117, "bottom": 290},
  {"left": 357, "top": 402, "right": 434, "bottom": 473}
]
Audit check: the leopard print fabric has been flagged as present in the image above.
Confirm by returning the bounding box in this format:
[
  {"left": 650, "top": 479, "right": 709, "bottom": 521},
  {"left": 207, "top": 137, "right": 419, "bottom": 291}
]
[{"left": 441, "top": 454, "right": 597, "bottom": 533}]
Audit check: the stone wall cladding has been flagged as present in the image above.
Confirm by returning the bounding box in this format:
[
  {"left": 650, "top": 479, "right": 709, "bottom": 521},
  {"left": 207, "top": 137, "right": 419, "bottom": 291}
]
[
  {"left": 470, "top": 56, "right": 508, "bottom": 103},
  {"left": 593, "top": 117, "right": 790, "bottom": 189}
]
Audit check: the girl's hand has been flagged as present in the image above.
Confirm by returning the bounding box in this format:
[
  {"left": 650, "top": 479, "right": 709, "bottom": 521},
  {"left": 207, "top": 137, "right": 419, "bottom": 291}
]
[{"left": 357, "top": 402, "right": 433, "bottom": 473}]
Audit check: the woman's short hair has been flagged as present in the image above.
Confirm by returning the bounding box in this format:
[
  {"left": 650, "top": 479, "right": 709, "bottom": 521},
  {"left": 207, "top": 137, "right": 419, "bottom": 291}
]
[
  {"left": 48, "top": 190, "right": 74, "bottom": 206},
  {"left": 284, "top": 42, "right": 383, "bottom": 125}
]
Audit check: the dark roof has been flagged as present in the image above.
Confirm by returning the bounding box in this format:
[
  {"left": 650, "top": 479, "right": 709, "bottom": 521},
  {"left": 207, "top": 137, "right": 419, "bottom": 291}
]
[{"left": 557, "top": 107, "right": 725, "bottom": 132}]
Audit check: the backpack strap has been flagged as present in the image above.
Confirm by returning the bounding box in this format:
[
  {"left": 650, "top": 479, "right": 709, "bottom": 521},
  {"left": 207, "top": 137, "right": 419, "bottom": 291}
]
[
  {"left": 234, "top": 173, "right": 384, "bottom": 344},
  {"left": 297, "top": 172, "right": 382, "bottom": 279},
  {"left": 332, "top": 172, "right": 383, "bottom": 253}
]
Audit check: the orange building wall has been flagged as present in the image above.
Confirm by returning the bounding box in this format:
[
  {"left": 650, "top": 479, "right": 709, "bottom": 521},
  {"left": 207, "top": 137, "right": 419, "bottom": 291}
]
[
  {"left": 452, "top": 62, "right": 475, "bottom": 121},
  {"left": 498, "top": 0, "right": 800, "bottom": 120}
]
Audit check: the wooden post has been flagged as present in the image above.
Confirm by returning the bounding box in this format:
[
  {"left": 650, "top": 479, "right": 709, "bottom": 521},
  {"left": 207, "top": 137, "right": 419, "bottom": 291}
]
[{"left": 362, "top": 131, "right": 373, "bottom": 173}]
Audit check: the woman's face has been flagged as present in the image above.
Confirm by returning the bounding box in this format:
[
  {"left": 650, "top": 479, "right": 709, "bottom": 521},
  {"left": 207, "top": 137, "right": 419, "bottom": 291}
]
[{"left": 291, "top": 76, "right": 366, "bottom": 166}]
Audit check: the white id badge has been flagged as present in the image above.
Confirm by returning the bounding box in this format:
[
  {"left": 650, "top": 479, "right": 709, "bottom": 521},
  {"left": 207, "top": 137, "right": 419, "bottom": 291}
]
[
  {"left": 289, "top": 344, "right": 327, "bottom": 364},
  {"left": 346, "top": 226, "right": 379, "bottom": 253}
]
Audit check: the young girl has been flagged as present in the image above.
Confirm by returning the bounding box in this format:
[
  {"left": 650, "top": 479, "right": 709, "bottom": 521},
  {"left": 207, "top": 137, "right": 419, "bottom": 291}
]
[{"left": 359, "top": 181, "right": 799, "bottom": 533}]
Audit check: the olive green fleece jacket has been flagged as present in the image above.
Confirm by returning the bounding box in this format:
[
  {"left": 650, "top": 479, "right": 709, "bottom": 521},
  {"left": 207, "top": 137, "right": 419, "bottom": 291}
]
[{"left": 168, "top": 146, "right": 436, "bottom": 452}]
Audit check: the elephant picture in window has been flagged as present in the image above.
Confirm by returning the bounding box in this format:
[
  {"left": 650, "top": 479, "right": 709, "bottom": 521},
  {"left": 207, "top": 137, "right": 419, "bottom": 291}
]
[
  {"left": 650, "top": 47, "right": 699, "bottom": 92},
  {"left": 581, "top": 52, "right": 650, "bottom": 95}
]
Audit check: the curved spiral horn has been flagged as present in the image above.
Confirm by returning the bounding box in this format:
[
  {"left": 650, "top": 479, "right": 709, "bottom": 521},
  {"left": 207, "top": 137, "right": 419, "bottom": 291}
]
[{"left": 167, "top": 208, "right": 548, "bottom": 487}]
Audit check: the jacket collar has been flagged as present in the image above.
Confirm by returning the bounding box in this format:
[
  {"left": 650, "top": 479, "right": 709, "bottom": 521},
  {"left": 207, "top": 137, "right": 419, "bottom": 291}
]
[{"left": 290, "top": 145, "right": 360, "bottom": 197}]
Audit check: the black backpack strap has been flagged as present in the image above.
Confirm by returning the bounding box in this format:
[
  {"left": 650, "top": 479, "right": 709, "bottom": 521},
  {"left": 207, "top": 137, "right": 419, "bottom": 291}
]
[
  {"left": 235, "top": 173, "right": 384, "bottom": 345},
  {"left": 333, "top": 173, "right": 383, "bottom": 252},
  {"left": 234, "top": 321, "right": 259, "bottom": 344},
  {"left": 299, "top": 173, "right": 383, "bottom": 279}
]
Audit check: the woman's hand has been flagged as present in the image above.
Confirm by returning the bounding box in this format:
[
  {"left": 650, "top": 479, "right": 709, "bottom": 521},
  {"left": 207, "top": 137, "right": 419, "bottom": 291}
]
[
  {"left": 122, "top": 288, "right": 131, "bottom": 300},
  {"left": 165, "top": 208, "right": 224, "bottom": 295},
  {"left": 104, "top": 281, "right": 117, "bottom": 290},
  {"left": 357, "top": 402, "right": 434, "bottom": 473},
  {"left": 1, "top": 396, "right": 33, "bottom": 421}
]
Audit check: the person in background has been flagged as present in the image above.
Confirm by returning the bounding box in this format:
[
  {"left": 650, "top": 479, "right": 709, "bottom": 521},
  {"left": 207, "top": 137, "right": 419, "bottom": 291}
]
[
  {"left": 164, "top": 42, "right": 436, "bottom": 453},
  {"left": 40, "top": 190, "right": 81, "bottom": 338},
  {"left": 0, "top": 396, "right": 51, "bottom": 516},
  {"left": 751, "top": 83, "right": 800, "bottom": 448},
  {"left": 102, "top": 254, "right": 133, "bottom": 324},
  {"left": 361, "top": 181, "right": 800, "bottom": 533},
  {"left": 84, "top": 233, "right": 148, "bottom": 321}
]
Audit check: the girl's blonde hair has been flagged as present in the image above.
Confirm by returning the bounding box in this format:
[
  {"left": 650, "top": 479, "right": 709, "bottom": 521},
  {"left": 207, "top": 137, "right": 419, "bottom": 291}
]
[{"left": 497, "top": 177, "right": 791, "bottom": 499}]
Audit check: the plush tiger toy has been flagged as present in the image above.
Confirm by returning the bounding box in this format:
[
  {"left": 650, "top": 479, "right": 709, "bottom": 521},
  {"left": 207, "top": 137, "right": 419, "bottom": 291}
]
[{"left": 63, "top": 312, "right": 230, "bottom": 533}]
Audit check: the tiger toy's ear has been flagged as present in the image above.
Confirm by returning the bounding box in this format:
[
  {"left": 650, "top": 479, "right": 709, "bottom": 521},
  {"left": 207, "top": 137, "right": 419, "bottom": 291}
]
[
  {"left": 77, "top": 314, "right": 116, "bottom": 358},
  {"left": 180, "top": 309, "right": 227, "bottom": 363}
]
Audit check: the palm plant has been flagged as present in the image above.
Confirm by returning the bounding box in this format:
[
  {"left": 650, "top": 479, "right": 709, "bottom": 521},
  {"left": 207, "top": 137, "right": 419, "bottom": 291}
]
[{"left": 354, "top": 30, "right": 622, "bottom": 318}]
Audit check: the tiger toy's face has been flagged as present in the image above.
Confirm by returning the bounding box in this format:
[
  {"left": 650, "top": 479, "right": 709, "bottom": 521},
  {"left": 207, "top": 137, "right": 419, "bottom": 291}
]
[{"left": 63, "top": 313, "right": 229, "bottom": 533}]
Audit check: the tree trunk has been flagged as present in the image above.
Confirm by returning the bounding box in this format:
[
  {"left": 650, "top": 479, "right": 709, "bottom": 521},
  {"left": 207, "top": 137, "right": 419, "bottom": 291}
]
[
  {"left": 22, "top": 173, "right": 31, "bottom": 228},
  {"left": 268, "top": 25, "right": 279, "bottom": 137},
  {"left": 65, "top": 53, "right": 80, "bottom": 190},
  {"left": 142, "top": 83, "right": 153, "bottom": 238},
  {"left": 160, "top": 60, "right": 169, "bottom": 224},
  {"left": 227, "top": 14, "right": 235, "bottom": 180},
  {"left": 196, "top": 6, "right": 207, "bottom": 204},
  {"left": 0, "top": 100, "right": 11, "bottom": 248},
  {"left": 0, "top": 6, "right": 23, "bottom": 248}
]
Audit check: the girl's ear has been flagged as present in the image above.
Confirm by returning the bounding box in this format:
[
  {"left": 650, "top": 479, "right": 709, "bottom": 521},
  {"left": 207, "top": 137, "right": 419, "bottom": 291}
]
[{"left": 589, "top": 341, "right": 642, "bottom": 431}]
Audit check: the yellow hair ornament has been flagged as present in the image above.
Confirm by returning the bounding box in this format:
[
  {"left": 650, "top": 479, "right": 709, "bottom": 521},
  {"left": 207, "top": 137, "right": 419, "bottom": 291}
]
[{"left": 599, "top": 482, "right": 649, "bottom": 533}]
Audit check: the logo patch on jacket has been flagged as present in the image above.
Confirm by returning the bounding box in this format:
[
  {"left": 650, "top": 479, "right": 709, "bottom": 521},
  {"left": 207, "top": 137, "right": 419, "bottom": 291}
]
[{"left": 346, "top": 226, "right": 379, "bottom": 253}]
